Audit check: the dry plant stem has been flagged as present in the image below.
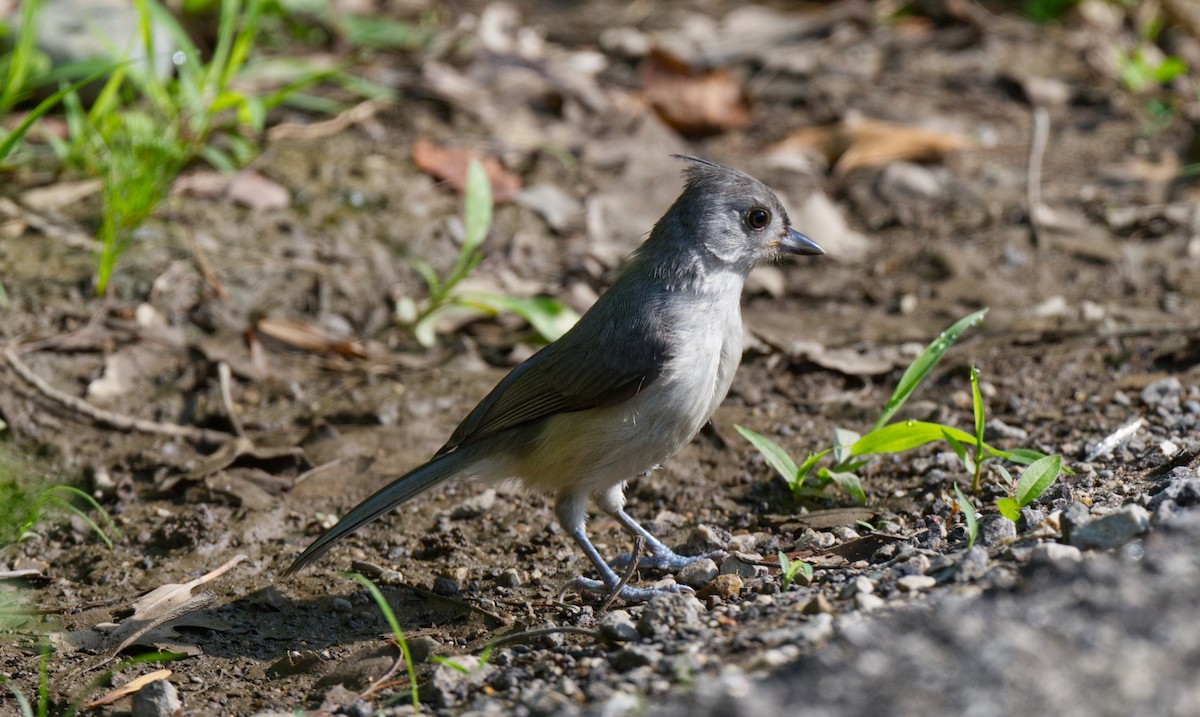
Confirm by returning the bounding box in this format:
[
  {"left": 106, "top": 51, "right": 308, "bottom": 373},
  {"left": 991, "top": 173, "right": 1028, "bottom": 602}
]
[
  {"left": 1027, "top": 105, "right": 1049, "bottom": 248},
  {"left": 3, "top": 347, "right": 234, "bottom": 445},
  {"left": 489, "top": 625, "right": 614, "bottom": 648},
  {"left": 358, "top": 643, "right": 409, "bottom": 700},
  {"left": 0, "top": 197, "right": 94, "bottom": 251},
  {"left": 599, "top": 535, "right": 645, "bottom": 613},
  {"left": 218, "top": 361, "right": 246, "bottom": 438}
]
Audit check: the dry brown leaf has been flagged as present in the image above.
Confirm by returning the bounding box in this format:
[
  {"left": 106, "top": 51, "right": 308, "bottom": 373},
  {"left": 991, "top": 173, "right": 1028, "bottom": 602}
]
[
  {"left": 770, "top": 117, "right": 976, "bottom": 175},
  {"left": 20, "top": 179, "right": 102, "bottom": 212},
  {"left": 83, "top": 669, "right": 172, "bottom": 709},
  {"left": 172, "top": 170, "right": 232, "bottom": 198},
  {"left": 255, "top": 317, "right": 369, "bottom": 359},
  {"left": 410, "top": 141, "right": 521, "bottom": 203},
  {"left": 227, "top": 170, "right": 291, "bottom": 211},
  {"left": 638, "top": 49, "right": 750, "bottom": 136}
]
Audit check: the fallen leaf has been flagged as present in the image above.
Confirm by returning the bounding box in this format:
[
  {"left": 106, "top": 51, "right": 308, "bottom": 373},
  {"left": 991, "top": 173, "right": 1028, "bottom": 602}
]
[
  {"left": 82, "top": 669, "right": 173, "bottom": 709},
  {"left": 411, "top": 141, "right": 521, "bottom": 203},
  {"left": 172, "top": 170, "right": 231, "bottom": 198},
  {"left": 638, "top": 48, "right": 750, "bottom": 136},
  {"left": 769, "top": 116, "right": 976, "bottom": 175},
  {"left": 255, "top": 317, "right": 368, "bottom": 359},
  {"left": 227, "top": 170, "right": 291, "bottom": 211},
  {"left": 20, "top": 179, "right": 102, "bottom": 212}
]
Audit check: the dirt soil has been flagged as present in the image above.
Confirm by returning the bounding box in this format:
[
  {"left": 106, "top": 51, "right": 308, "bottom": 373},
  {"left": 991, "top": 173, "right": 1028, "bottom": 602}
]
[{"left": 2, "top": 1, "right": 1200, "bottom": 715}]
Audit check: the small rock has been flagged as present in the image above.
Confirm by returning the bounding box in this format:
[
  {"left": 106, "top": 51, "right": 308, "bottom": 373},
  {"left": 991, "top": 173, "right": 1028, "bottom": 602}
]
[
  {"left": 955, "top": 546, "right": 990, "bottom": 582},
  {"left": 727, "top": 533, "right": 762, "bottom": 553},
  {"left": 794, "top": 528, "right": 837, "bottom": 551},
  {"left": 896, "top": 575, "right": 936, "bottom": 593},
  {"left": 1141, "top": 377, "right": 1183, "bottom": 407},
  {"left": 330, "top": 597, "right": 352, "bottom": 613},
  {"left": 800, "top": 594, "right": 833, "bottom": 615},
  {"left": 855, "top": 592, "right": 885, "bottom": 611},
  {"left": 841, "top": 575, "right": 874, "bottom": 598},
  {"left": 719, "top": 552, "right": 767, "bottom": 579},
  {"left": 1067, "top": 505, "right": 1151, "bottom": 550},
  {"left": 978, "top": 514, "right": 1018, "bottom": 546},
  {"left": 132, "top": 679, "right": 181, "bottom": 717},
  {"left": 408, "top": 635, "right": 440, "bottom": 663},
  {"left": 696, "top": 573, "right": 742, "bottom": 600},
  {"left": 609, "top": 643, "right": 662, "bottom": 672},
  {"left": 421, "top": 655, "right": 492, "bottom": 707},
  {"left": 986, "top": 417, "right": 1029, "bottom": 441},
  {"left": 677, "top": 558, "right": 719, "bottom": 589},
  {"left": 598, "top": 609, "right": 640, "bottom": 643},
  {"left": 496, "top": 568, "right": 522, "bottom": 588},
  {"left": 1029, "top": 542, "right": 1083, "bottom": 565},
  {"left": 878, "top": 161, "right": 943, "bottom": 200},
  {"left": 751, "top": 645, "right": 801, "bottom": 670},
  {"left": 432, "top": 575, "right": 462, "bottom": 595},
  {"left": 637, "top": 593, "right": 704, "bottom": 637},
  {"left": 686, "top": 524, "right": 731, "bottom": 553},
  {"left": 450, "top": 489, "right": 497, "bottom": 519}
]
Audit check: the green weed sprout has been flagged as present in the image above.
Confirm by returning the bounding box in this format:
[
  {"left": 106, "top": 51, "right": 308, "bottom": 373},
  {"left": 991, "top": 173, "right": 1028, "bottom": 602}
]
[
  {"left": 395, "top": 159, "right": 579, "bottom": 347},
  {"left": 995, "top": 454, "right": 1062, "bottom": 522},
  {"left": 777, "top": 551, "right": 812, "bottom": 592},
  {"left": 737, "top": 309, "right": 1065, "bottom": 515},
  {"left": 342, "top": 572, "right": 420, "bottom": 712},
  {"left": 953, "top": 483, "right": 979, "bottom": 549}
]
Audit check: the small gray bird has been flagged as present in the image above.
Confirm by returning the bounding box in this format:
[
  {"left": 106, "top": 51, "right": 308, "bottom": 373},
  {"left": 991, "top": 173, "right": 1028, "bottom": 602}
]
[{"left": 284, "top": 156, "right": 823, "bottom": 601}]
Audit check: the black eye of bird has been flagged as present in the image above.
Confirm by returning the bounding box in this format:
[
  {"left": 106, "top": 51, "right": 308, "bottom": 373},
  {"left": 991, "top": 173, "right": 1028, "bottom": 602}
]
[{"left": 745, "top": 208, "right": 771, "bottom": 230}]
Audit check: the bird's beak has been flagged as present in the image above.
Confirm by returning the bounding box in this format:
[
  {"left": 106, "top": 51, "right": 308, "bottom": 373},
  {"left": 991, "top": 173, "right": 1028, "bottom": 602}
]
[{"left": 777, "top": 227, "right": 824, "bottom": 256}]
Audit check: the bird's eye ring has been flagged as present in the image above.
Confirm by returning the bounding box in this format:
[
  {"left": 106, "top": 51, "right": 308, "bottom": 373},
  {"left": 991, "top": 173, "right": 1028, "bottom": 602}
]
[{"left": 745, "top": 208, "right": 771, "bottom": 230}]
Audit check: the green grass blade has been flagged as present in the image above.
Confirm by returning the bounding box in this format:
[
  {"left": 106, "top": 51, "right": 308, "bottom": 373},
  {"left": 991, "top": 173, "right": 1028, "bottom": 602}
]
[
  {"left": 343, "top": 572, "right": 419, "bottom": 711},
  {"left": 735, "top": 425, "right": 799, "bottom": 487},
  {"left": 970, "top": 366, "right": 985, "bottom": 453},
  {"left": 0, "top": 67, "right": 112, "bottom": 164},
  {"left": 953, "top": 483, "right": 978, "bottom": 548},
  {"left": 821, "top": 469, "right": 866, "bottom": 503},
  {"left": 942, "top": 429, "right": 976, "bottom": 474},
  {"left": 461, "top": 159, "right": 493, "bottom": 256},
  {"left": 0, "top": 0, "right": 44, "bottom": 115},
  {"left": 873, "top": 308, "right": 989, "bottom": 430},
  {"left": 1014, "top": 454, "right": 1062, "bottom": 507}
]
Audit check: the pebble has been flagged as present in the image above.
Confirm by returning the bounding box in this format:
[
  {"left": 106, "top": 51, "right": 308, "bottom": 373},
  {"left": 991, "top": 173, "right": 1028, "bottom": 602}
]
[
  {"left": 598, "top": 610, "right": 641, "bottom": 643},
  {"left": 955, "top": 546, "right": 990, "bottom": 582},
  {"left": 794, "top": 528, "right": 837, "bottom": 550},
  {"left": 719, "top": 552, "right": 768, "bottom": 579},
  {"left": 1029, "top": 542, "right": 1083, "bottom": 565},
  {"left": 800, "top": 594, "right": 833, "bottom": 615},
  {"left": 677, "top": 558, "right": 719, "bottom": 589},
  {"left": 330, "top": 597, "right": 352, "bottom": 613},
  {"left": 609, "top": 644, "right": 662, "bottom": 672},
  {"left": 896, "top": 575, "right": 936, "bottom": 593},
  {"left": 422, "top": 655, "right": 492, "bottom": 707},
  {"left": 1067, "top": 505, "right": 1151, "bottom": 550},
  {"left": 496, "top": 568, "right": 522, "bottom": 588},
  {"left": 408, "top": 635, "right": 441, "bottom": 663},
  {"left": 1141, "top": 377, "right": 1183, "bottom": 407},
  {"left": 855, "top": 592, "right": 886, "bottom": 611},
  {"left": 978, "top": 514, "right": 1018, "bottom": 547},
  {"left": 696, "top": 573, "right": 742, "bottom": 600},
  {"left": 132, "top": 679, "right": 181, "bottom": 717},
  {"left": 637, "top": 593, "right": 704, "bottom": 637},
  {"left": 686, "top": 524, "right": 731, "bottom": 553}
]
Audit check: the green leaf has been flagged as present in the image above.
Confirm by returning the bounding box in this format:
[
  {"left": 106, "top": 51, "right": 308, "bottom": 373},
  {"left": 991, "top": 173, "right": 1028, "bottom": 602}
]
[
  {"left": 874, "top": 308, "right": 988, "bottom": 430},
  {"left": 1153, "top": 56, "right": 1187, "bottom": 84},
  {"left": 735, "top": 425, "right": 799, "bottom": 487},
  {"left": 462, "top": 159, "right": 493, "bottom": 255},
  {"left": 996, "top": 496, "right": 1021, "bottom": 522},
  {"left": 832, "top": 427, "right": 861, "bottom": 465},
  {"left": 943, "top": 430, "right": 976, "bottom": 475},
  {"left": 851, "top": 421, "right": 976, "bottom": 455},
  {"left": 1014, "top": 454, "right": 1062, "bottom": 507},
  {"left": 994, "top": 463, "right": 1015, "bottom": 488},
  {"left": 821, "top": 469, "right": 866, "bottom": 504},
  {"left": 953, "top": 483, "right": 978, "bottom": 548},
  {"left": 796, "top": 449, "right": 831, "bottom": 482},
  {"left": 457, "top": 292, "right": 580, "bottom": 343}
]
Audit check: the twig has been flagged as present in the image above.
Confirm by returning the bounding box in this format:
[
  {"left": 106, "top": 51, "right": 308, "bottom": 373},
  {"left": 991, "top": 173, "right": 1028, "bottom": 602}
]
[
  {"left": 600, "top": 536, "right": 644, "bottom": 613},
  {"left": 293, "top": 456, "right": 350, "bottom": 486},
  {"left": 3, "top": 347, "right": 233, "bottom": 445},
  {"left": 1027, "top": 105, "right": 1049, "bottom": 248},
  {"left": 217, "top": 361, "right": 245, "bottom": 438}
]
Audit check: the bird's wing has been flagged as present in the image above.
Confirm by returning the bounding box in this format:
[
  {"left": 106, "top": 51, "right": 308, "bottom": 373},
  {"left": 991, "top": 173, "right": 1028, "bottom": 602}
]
[{"left": 436, "top": 309, "right": 669, "bottom": 455}]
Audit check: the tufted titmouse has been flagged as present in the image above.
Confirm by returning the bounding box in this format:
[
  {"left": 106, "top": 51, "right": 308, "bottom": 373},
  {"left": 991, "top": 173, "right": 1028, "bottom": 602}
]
[{"left": 285, "top": 156, "right": 824, "bottom": 601}]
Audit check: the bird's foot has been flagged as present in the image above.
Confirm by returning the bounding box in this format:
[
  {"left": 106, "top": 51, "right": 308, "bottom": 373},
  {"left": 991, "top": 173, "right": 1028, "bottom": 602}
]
[
  {"left": 611, "top": 548, "right": 728, "bottom": 571},
  {"left": 561, "top": 576, "right": 694, "bottom": 604}
]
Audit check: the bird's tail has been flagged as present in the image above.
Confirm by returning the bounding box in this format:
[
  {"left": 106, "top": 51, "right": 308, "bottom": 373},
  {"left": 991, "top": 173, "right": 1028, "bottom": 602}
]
[{"left": 283, "top": 445, "right": 481, "bottom": 576}]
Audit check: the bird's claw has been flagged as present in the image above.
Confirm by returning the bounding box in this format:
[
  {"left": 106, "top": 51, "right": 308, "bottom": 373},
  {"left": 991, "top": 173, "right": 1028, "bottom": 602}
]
[
  {"left": 561, "top": 576, "right": 694, "bottom": 603},
  {"left": 610, "top": 548, "right": 728, "bottom": 571}
]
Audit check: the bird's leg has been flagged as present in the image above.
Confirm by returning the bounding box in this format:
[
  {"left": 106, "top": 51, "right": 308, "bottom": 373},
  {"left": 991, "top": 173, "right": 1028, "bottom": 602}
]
[
  {"left": 555, "top": 494, "right": 692, "bottom": 603},
  {"left": 597, "top": 485, "right": 727, "bottom": 571}
]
